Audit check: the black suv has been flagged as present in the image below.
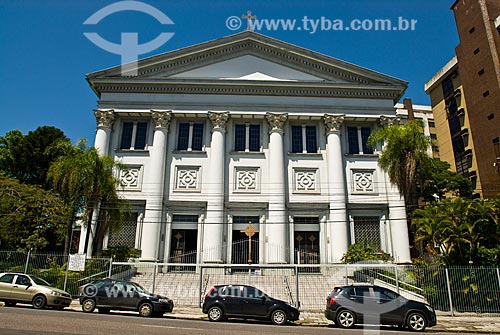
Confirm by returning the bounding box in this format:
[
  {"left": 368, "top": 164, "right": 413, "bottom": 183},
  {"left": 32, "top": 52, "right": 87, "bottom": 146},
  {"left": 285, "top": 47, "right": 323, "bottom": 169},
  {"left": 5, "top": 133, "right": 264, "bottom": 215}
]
[
  {"left": 202, "top": 285, "right": 299, "bottom": 325},
  {"left": 325, "top": 285, "right": 436, "bottom": 332},
  {"left": 79, "top": 279, "right": 173, "bottom": 317}
]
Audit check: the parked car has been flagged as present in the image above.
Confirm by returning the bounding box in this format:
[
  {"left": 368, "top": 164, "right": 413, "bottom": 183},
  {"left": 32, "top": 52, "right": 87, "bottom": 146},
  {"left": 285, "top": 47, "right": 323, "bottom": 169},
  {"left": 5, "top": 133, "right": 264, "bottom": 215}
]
[
  {"left": 79, "top": 278, "right": 173, "bottom": 317},
  {"left": 0, "top": 272, "right": 72, "bottom": 309},
  {"left": 202, "top": 284, "right": 299, "bottom": 325},
  {"left": 324, "top": 285, "right": 436, "bottom": 332}
]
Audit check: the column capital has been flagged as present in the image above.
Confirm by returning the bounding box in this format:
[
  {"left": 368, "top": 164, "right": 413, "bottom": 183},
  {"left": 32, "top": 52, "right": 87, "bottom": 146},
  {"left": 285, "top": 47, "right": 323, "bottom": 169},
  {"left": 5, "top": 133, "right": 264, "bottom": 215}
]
[
  {"left": 379, "top": 115, "right": 401, "bottom": 127},
  {"left": 323, "top": 114, "right": 345, "bottom": 133},
  {"left": 266, "top": 112, "right": 288, "bottom": 133},
  {"left": 151, "top": 110, "right": 172, "bottom": 129},
  {"left": 208, "top": 111, "right": 229, "bottom": 131},
  {"left": 93, "top": 109, "right": 115, "bottom": 129}
]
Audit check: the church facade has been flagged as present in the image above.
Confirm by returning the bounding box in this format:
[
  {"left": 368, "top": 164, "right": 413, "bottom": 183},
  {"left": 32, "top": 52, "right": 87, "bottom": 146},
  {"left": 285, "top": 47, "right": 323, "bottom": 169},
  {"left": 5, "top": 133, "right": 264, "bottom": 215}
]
[{"left": 80, "top": 32, "right": 412, "bottom": 264}]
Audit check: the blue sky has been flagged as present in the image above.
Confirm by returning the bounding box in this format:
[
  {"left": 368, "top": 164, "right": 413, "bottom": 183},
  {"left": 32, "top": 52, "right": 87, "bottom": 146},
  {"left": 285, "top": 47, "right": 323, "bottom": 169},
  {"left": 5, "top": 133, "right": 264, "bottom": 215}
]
[{"left": 0, "top": 0, "right": 459, "bottom": 143}]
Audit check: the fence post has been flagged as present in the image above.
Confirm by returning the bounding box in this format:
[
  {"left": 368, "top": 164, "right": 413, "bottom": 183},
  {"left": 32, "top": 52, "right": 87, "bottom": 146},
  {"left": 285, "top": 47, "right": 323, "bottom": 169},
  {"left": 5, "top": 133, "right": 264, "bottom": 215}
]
[
  {"left": 108, "top": 257, "right": 113, "bottom": 278},
  {"left": 24, "top": 250, "right": 31, "bottom": 274},
  {"left": 63, "top": 254, "right": 70, "bottom": 292},
  {"left": 394, "top": 264, "right": 400, "bottom": 294},
  {"left": 445, "top": 268, "right": 454, "bottom": 316},
  {"left": 295, "top": 265, "right": 300, "bottom": 309},
  {"left": 152, "top": 263, "right": 157, "bottom": 294},
  {"left": 199, "top": 266, "right": 204, "bottom": 308},
  {"left": 344, "top": 264, "right": 348, "bottom": 285},
  {"left": 496, "top": 268, "right": 500, "bottom": 291}
]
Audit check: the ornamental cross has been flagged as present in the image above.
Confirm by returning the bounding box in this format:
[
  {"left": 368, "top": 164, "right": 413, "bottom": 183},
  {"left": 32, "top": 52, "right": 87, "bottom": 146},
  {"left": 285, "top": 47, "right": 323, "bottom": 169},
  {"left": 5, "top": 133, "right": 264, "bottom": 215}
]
[
  {"left": 242, "top": 10, "right": 256, "bottom": 31},
  {"left": 240, "top": 223, "right": 259, "bottom": 264}
]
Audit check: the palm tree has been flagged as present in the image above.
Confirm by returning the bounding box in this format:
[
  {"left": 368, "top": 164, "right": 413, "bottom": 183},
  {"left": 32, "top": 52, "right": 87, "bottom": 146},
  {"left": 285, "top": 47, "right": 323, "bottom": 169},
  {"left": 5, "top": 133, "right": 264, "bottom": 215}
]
[
  {"left": 47, "top": 139, "right": 128, "bottom": 255},
  {"left": 368, "top": 120, "right": 431, "bottom": 212}
]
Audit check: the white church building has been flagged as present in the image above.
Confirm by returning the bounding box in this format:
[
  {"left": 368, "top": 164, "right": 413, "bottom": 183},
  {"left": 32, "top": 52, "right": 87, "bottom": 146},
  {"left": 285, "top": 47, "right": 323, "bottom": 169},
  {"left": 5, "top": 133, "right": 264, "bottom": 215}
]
[{"left": 79, "top": 32, "right": 412, "bottom": 265}]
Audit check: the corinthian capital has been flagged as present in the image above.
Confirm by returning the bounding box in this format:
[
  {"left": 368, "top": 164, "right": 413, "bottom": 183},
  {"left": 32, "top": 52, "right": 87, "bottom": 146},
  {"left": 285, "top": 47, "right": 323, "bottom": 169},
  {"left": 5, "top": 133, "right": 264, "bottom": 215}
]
[
  {"left": 208, "top": 112, "right": 229, "bottom": 131},
  {"left": 323, "top": 114, "right": 345, "bottom": 133},
  {"left": 266, "top": 113, "right": 288, "bottom": 133},
  {"left": 379, "top": 116, "right": 401, "bottom": 127},
  {"left": 94, "top": 109, "right": 115, "bottom": 129},
  {"left": 151, "top": 110, "right": 172, "bottom": 129}
]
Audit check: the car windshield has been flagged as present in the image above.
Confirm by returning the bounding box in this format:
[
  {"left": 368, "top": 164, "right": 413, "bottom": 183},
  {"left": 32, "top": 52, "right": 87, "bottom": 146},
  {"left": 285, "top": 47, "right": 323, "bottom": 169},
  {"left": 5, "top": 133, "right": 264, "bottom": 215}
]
[
  {"left": 131, "top": 282, "right": 146, "bottom": 293},
  {"left": 30, "top": 276, "right": 50, "bottom": 286}
]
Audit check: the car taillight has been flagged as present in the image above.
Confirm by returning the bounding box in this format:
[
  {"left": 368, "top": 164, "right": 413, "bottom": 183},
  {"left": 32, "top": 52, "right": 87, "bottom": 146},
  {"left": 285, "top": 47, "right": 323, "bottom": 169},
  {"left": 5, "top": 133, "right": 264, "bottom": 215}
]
[
  {"left": 329, "top": 297, "right": 336, "bottom": 305},
  {"left": 205, "top": 287, "right": 215, "bottom": 299}
]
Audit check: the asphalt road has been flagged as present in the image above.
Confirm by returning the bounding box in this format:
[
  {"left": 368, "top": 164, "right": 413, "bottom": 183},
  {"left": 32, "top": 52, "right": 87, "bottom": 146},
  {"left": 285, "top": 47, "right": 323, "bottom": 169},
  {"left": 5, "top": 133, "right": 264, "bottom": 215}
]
[{"left": 0, "top": 305, "right": 461, "bottom": 335}]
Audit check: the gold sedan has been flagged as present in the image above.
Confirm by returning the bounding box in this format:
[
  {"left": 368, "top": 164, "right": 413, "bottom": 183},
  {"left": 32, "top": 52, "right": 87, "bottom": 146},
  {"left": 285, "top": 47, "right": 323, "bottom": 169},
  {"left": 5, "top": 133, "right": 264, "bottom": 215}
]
[{"left": 0, "top": 272, "right": 72, "bottom": 309}]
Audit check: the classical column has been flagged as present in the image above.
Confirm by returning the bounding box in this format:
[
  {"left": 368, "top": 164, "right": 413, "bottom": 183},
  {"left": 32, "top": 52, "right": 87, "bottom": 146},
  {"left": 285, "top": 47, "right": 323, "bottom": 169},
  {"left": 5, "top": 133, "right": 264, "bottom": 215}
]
[
  {"left": 203, "top": 112, "right": 229, "bottom": 263},
  {"left": 140, "top": 110, "right": 171, "bottom": 261},
  {"left": 323, "top": 114, "right": 348, "bottom": 263},
  {"left": 266, "top": 112, "right": 288, "bottom": 263},
  {"left": 80, "top": 110, "right": 115, "bottom": 255},
  {"left": 93, "top": 109, "right": 115, "bottom": 155}
]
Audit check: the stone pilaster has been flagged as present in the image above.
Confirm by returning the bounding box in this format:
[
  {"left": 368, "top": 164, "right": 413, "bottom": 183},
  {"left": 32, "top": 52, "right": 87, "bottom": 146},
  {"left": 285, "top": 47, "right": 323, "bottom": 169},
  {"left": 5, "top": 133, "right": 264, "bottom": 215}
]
[{"left": 93, "top": 109, "right": 115, "bottom": 155}]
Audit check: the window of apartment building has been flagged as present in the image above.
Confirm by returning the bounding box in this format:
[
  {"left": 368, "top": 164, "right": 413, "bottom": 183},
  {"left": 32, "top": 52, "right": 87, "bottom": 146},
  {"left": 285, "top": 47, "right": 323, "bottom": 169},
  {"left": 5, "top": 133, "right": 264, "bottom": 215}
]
[
  {"left": 234, "top": 124, "right": 260, "bottom": 152},
  {"left": 428, "top": 121, "right": 435, "bottom": 128},
  {"left": 494, "top": 137, "right": 500, "bottom": 158},
  {"left": 120, "top": 121, "right": 148, "bottom": 150},
  {"left": 291, "top": 125, "right": 317, "bottom": 153},
  {"left": 347, "top": 126, "right": 373, "bottom": 154},
  {"left": 177, "top": 122, "right": 204, "bottom": 151}
]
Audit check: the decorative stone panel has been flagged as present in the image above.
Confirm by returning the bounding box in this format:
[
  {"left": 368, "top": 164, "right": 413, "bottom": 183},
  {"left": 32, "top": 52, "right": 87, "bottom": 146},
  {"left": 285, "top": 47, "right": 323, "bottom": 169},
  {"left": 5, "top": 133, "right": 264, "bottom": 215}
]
[
  {"left": 119, "top": 166, "right": 143, "bottom": 191},
  {"left": 293, "top": 168, "right": 319, "bottom": 193},
  {"left": 234, "top": 167, "right": 260, "bottom": 193},
  {"left": 175, "top": 166, "right": 201, "bottom": 191},
  {"left": 351, "top": 169, "right": 376, "bottom": 194}
]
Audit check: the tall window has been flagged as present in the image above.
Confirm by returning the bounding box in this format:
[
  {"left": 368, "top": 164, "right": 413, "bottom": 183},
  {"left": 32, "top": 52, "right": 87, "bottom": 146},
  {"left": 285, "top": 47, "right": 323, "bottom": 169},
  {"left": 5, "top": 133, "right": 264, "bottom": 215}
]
[
  {"left": 234, "top": 124, "right": 260, "bottom": 152},
  {"left": 291, "top": 125, "right": 317, "bottom": 153},
  {"left": 353, "top": 216, "right": 381, "bottom": 249},
  {"left": 120, "top": 121, "right": 148, "bottom": 150},
  {"left": 347, "top": 126, "right": 373, "bottom": 154},
  {"left": 177, "top": 123, "right": 204, "bottom": 151}
]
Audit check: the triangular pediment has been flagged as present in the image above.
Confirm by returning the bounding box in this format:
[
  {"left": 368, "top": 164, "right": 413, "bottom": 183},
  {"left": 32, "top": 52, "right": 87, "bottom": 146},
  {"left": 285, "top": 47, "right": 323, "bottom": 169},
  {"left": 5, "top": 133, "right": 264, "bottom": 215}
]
[{"left": 87, "top": 31, "right": 407, "bottom": 101}]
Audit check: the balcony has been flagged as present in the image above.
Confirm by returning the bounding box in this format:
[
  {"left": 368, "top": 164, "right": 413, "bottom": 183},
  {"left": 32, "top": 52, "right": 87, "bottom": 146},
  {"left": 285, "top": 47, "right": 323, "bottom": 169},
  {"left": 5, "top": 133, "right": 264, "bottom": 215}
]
[
  {"left": 458, "top": 108, "right": 466, "bottom": 127},
  {"left": 460, "top": 128, "right": 469, "bottom": 147}
]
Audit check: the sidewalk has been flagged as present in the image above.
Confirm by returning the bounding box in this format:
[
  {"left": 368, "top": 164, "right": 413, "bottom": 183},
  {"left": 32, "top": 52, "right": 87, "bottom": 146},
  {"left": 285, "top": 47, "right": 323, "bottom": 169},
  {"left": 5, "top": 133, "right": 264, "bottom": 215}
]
[{"left": 67, "top": 301, "right": 500, "bottom": 333}]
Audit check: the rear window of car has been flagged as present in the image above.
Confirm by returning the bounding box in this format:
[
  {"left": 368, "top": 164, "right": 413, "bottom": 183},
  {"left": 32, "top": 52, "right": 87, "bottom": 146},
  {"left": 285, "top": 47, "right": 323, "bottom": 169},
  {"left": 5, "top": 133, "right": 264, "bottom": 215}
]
[
  {"left": 221, "top": 286, "right": 241, "bottom": 297},
  {"left": 0, "top": 274, "right": 15, "bottom": 284}
]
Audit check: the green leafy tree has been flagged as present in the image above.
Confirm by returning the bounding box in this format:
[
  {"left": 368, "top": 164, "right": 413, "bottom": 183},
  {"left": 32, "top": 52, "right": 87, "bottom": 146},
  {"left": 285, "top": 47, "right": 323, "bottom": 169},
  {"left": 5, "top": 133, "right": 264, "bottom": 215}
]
[
  {"left": 47, "top": 139, "right": 129, "bottom": 255},
  {"left": 368, "top": 120, "right": 431, "bottom": 211},
  {"left": 0, "top": 126, "right": 70, "bottom": 188},
  {"left": 341, "top": 241, "right": 393, "bottom": 263},
  {"left": 0, "top": 176, "right": 70, "bottom": 251}
]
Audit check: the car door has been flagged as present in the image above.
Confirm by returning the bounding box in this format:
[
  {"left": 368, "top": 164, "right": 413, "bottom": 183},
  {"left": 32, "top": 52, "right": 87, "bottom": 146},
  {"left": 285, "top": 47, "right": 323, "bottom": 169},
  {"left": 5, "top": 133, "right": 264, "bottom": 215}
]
[
  {"left": 0, "top": 274, "right": 15, "bottom": 300},
  {"left": 352, "top": 286, "right": 378, "bottom": 320},
  {"left": 240, "top": 286, "right": 267, "bottom": 317},
  {"left": 10, "top": 275, "right": 34, "bottom": 302},
  {"left": 374, "top": 287, "right": 404, "bottom": 323},
  {"left": 220, "top": 285, "right": 243, "bottom": 316}
]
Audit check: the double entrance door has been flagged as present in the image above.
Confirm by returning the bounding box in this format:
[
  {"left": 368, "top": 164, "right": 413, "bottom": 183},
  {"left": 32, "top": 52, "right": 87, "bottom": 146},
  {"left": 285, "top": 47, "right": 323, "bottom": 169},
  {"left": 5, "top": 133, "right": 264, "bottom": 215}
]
[{"left": 231, "top": 216, "right": 259, "bottom": 267}]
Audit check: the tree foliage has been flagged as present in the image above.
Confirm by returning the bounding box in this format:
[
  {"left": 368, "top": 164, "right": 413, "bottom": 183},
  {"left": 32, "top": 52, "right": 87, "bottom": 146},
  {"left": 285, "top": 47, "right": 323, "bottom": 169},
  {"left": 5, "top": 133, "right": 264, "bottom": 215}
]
[
  {"left": 0, "top": 176, "right": 70, "bottom": 251},
  {"left": 412, "top": 197, "right": 500, "bottom": 266},
  {"left": 0, "top": 127, "right": 70, "bottom": 189},
  {"left": 341, "top": 241, "right": 393, "bottom": 263},
  {"left": 47, "top": 139, "right": 129, "bottom": 255}
]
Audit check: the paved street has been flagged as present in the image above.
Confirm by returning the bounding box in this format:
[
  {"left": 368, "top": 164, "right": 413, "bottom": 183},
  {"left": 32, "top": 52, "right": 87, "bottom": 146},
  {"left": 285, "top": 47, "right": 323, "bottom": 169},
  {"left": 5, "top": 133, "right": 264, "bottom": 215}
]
[{"left": 0, "top": 305, "right": 495, "bottom": 335}]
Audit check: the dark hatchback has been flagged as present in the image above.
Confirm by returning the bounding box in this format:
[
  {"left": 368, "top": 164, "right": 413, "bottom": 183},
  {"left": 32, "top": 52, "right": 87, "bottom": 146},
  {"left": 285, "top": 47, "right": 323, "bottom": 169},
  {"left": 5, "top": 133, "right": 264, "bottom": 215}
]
[
  {"left": 325, "top": 285, "right": 436, "bottom": 332},
  {"left": 202, "top": 284, "right": 300, "bottom": 325},
  {"left": 79, "top": 279, "right": 174, "bottom": 317}
]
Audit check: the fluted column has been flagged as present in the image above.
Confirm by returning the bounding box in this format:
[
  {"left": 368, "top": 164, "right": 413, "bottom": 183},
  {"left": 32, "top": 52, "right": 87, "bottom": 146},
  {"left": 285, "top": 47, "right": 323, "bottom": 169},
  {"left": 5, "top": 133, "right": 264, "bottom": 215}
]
[
  {"left": 203, "top": 112, "right": 229, "bottom": 262},
  {"left": 93, "top": 109, "right": 114, "bottom": 155},
  {"left": 80, "top": 110, "right": 115, "bottom": 255},
  {"left": 140, "top": 110, "right": 171, "bottom": 261},
  {"left": 266, "top": 112, "right": 288, "bottom": 263},
  {"left": 323, "top": 114, "right": 348, "bottom": 263}
]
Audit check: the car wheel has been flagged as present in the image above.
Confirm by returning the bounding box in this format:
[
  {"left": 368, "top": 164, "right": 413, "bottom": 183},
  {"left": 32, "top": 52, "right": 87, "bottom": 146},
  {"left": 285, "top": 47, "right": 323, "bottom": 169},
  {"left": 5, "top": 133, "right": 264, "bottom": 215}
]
[
  {"left": 98, "top": 308, "right": 110, "bottom": 314},
  {"left": 5, "top": 302, "right": 16, "bottom": 307},
  {"left": 81, "top": 298, "right": 96, "bottom": 313},
  {"left": 270, "top": 309, "right": 287, "bottom": 325},
  {"left": 336, "top": 309, "right": 356, "bottom": 329},
  {"left": 32, "top": 295, "right": 46, "bottom": 309},
  {"left": 407, "top": 312, "right": 427, "bottom": 332},
  {"left": 138, "top": 302, "right": 154, "bottom": 317},
  {"left": 207, "top": 306, "right": 224, "bottom": 322}
]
